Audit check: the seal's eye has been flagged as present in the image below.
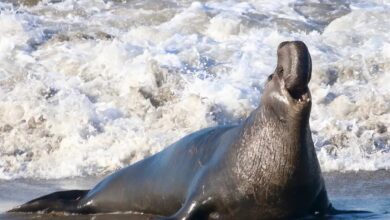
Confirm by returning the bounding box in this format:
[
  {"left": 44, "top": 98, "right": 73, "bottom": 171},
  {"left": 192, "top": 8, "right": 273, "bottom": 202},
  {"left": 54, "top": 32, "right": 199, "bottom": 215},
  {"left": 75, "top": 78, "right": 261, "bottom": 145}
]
[{"left": 267, "top": 74, "right": 274, "bottom": 81}]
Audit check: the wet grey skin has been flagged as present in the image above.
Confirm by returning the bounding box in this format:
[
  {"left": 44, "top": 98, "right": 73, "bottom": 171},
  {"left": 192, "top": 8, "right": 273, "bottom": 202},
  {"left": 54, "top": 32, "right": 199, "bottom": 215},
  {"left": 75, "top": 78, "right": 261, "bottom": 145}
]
[{"left": 8, "top": 41, "right": 365, "bottom": 219}]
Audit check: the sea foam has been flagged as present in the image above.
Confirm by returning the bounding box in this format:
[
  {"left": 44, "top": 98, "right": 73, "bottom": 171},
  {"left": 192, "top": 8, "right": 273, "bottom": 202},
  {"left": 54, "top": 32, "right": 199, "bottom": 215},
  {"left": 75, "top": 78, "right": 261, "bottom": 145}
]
[{"left": 0, "top": 0, "right": 389, "bottom": 179}]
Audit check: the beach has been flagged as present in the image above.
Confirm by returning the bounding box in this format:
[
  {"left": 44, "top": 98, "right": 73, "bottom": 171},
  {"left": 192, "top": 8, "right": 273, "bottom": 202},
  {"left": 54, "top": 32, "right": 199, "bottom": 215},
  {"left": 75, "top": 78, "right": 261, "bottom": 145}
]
[{"left": 1, "top": 170, "right": 389, "bottom": 219}]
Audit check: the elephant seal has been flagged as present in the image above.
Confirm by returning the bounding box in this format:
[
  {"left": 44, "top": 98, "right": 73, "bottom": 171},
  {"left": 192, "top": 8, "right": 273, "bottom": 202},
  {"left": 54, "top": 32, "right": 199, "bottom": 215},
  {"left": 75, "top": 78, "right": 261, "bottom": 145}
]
[{"left": 9, "top": 41, "right": 364, "bottom": 219}]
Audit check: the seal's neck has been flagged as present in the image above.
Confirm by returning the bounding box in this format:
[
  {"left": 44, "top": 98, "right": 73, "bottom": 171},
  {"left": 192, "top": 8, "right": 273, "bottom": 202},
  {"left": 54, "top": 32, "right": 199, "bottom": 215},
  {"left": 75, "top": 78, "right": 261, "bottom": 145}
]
[
  {"left": 244, "top": 103, "right": 311, "bottom": 148},
  {"left": 234, "top": 104, "right": 314, "bottom": 186}
]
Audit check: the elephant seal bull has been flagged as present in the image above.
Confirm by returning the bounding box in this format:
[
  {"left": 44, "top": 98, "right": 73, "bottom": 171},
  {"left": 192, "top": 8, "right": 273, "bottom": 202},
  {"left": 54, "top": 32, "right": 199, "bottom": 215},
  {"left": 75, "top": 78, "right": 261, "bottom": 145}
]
[{"left": 9, "top": 41, "right": 361, "bottom": 219}]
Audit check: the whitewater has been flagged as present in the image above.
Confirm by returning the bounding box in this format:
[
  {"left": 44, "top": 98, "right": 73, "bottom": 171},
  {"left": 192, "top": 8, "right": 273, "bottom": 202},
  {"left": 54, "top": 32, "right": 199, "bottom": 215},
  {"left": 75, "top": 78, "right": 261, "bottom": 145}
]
[{"left": 0, "top": 0, "right": 389, "bottom": 180}]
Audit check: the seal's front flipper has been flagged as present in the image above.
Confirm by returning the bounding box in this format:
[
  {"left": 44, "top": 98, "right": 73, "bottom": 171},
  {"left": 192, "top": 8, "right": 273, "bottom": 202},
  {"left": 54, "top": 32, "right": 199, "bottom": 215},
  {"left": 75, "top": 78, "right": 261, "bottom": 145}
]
[
  {"left": 310, "top": 187, "right": 371, "bottom": 216},
  {"left": 8, "top": 190, "right": 89, "bottom": 213},
  {"left": 309, "top": 187, "right": 331, "bottom": 216},
  {"left": 161, "top": 197, "right": 216, "bottom": 220}
]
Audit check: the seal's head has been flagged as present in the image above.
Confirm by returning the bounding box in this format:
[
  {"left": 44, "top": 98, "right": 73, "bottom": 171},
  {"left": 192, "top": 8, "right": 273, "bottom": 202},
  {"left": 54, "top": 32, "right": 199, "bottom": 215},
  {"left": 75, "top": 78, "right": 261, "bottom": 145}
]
[{"left": 262, "top": 41, "right": 312, "bottom": 122}]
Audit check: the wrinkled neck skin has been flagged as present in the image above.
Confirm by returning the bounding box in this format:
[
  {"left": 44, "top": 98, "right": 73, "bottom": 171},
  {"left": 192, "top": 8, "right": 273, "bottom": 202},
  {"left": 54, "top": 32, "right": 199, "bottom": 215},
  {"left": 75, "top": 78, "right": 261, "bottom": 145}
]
[{"left": 233, "top": 72, "right": 316, "bottom": 195}]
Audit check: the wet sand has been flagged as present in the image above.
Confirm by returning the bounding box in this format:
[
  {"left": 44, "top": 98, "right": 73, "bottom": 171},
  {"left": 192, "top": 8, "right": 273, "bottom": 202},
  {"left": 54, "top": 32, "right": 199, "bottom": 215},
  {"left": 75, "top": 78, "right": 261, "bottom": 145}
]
[{"left": 1, "top": 170, "right": 389, "bottom": 219}]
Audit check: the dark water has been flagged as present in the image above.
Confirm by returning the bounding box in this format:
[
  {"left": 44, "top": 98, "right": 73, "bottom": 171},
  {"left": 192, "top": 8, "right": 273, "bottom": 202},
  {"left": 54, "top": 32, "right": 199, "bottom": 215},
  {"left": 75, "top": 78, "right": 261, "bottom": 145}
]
[
  {"left": 0, "top": 171, "right": 389, "bottom": 219},
  {"left": 320, "top": 171, "right": 390, "bottom": 220}
]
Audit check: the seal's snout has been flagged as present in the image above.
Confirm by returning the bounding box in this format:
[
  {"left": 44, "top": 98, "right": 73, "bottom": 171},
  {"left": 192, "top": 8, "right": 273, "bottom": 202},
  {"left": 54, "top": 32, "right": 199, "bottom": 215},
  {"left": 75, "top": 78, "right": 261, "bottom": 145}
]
[{"left": 276, "top": 41, "right": 311, "bottom": 100}]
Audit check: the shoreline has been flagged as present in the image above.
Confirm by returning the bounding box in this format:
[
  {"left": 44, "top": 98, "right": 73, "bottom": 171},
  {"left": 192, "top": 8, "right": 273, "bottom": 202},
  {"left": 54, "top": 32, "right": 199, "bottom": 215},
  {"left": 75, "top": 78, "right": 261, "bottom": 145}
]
[{"left": 0, "top": 170, "right": 389, "bottom": 219}]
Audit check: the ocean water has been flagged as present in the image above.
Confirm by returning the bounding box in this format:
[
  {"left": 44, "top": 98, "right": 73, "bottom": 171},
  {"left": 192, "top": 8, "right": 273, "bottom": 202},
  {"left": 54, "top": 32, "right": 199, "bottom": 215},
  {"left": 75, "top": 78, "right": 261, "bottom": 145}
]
[{"left": 0, "top": 0, "right": 389, "bottom": 218}]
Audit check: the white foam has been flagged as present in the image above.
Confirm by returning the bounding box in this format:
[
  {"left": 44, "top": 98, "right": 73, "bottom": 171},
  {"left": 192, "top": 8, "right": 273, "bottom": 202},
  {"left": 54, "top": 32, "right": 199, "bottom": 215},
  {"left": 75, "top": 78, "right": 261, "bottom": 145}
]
[{"left": 0, "top": 0, "right": 389, "bottom": 179}]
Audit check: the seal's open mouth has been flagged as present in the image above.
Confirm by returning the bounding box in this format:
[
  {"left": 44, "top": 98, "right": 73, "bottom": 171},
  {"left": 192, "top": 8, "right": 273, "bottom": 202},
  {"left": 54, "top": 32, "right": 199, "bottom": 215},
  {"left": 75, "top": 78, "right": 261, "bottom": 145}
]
[{"left": 293, "top": 89, "right": 310, "bottom": 104}]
